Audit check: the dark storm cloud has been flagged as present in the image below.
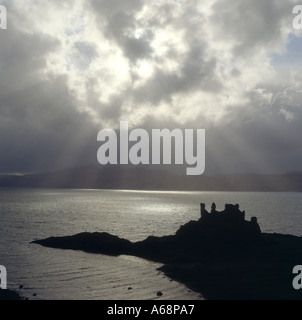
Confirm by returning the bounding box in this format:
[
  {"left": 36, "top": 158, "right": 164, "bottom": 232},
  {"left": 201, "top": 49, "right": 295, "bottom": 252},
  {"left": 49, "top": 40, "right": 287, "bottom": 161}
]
[
  {"left": 0, "top": 0, "right": 301, "bottom": 174},
  {"left": 133, "top": 44, "right": 219, "bottom": 105},
  {"left": 90, "top": 0, "right": 143, "bottom": 16},
  {"left": 210, "top": 0, "right": 295, "bottom": 56},
  {"left": 95, "top": 5, "right": 153, "bottom": 62},
  {"left": 0, "top": 13, "right": 99, "bottom": 172}
]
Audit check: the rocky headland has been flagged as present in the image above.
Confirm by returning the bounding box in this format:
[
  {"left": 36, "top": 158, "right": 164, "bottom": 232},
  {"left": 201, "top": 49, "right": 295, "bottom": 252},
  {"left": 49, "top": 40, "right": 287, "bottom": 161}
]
[{"left": 32, "top": 203, "right": 302, "bottom": 300}]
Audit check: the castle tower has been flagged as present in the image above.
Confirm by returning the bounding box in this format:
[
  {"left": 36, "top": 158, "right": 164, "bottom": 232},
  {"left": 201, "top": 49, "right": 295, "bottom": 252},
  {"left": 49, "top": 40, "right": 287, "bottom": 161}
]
[
  {"left": 200, "top": 203, "right": 207, "bottom": 218},
  {"left": 251, "top": 217, "right": 258, "bottom": 224},
  {"left": 211, "top": 202, "right": 216, "bottom": 214}
]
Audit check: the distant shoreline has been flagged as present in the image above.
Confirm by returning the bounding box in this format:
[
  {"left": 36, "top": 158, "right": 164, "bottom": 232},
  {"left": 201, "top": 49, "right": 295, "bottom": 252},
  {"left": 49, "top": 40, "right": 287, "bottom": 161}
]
[
  {"left": 1, "top": 165, "right": 302, "bottom": 192},
  {"left": 0, "top": 186, "right": 302, "bottom": 194}
]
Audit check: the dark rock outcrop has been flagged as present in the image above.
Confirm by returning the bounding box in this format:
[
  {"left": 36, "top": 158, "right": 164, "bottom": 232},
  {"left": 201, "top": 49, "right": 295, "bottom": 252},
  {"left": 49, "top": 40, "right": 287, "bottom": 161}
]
[
  {"left": 33, "top": 232, "right": 134, "bottom": 256},
  {"left": 33, "top": 203, "right": 262, "bottom": 263},
  {"left": 0, "top": 289, "right": 23, "bottom": 301},
  {"left": 32, "top": 203, "right": 302, "bottom": 299}
]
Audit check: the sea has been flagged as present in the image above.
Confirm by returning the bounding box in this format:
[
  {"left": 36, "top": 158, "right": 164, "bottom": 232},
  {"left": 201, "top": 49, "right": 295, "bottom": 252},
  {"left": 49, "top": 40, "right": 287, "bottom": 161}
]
[{"left": 0, "top": 188, "right": 302, "bottom": 300}]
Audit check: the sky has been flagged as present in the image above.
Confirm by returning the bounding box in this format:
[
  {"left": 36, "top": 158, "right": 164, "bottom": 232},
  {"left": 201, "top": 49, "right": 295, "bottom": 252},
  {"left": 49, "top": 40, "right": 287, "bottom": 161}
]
[{"left": 0, "top": 0, "right": 302, "bottom": 175}]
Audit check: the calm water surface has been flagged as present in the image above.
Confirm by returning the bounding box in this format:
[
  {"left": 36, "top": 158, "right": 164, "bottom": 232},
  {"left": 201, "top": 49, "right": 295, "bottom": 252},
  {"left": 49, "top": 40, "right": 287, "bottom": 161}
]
[{"left": 0, "top": 188, "right": 301, "bottom": 300}]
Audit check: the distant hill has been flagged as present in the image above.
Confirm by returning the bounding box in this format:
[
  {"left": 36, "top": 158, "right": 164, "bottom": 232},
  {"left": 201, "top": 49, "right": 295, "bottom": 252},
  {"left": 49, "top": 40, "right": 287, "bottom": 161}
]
[{"left": 0, "top": 165, "right": 302, "bottom": 191}]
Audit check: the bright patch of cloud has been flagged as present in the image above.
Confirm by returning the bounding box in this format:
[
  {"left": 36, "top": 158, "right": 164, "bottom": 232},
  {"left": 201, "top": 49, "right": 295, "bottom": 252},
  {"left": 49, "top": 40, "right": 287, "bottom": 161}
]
[{"left": 1, "top": 0, "right": 302, "bottom": 173}]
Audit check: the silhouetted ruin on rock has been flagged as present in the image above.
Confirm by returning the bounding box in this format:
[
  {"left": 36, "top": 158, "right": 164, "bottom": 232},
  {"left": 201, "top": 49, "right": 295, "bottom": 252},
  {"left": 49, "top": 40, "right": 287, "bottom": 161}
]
[
  {"left": 33, "top": 202, "right": 262, "bottom": 260},
  {"left": 176, "top": 202, "right": 261, "bottom": 241},
  {"left": 32, "top": 203, "right": 302, "bottom": 299}
]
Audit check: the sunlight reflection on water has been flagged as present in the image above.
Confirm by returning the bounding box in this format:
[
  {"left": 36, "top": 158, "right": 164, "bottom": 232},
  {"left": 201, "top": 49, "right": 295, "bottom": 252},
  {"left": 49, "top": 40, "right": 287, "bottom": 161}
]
[{"left": 0, "top": 188, "right": 302, "bottom": 300}]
